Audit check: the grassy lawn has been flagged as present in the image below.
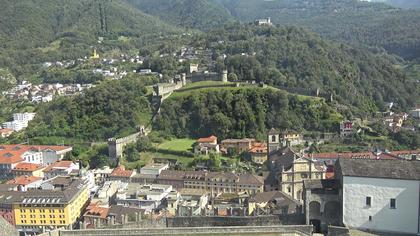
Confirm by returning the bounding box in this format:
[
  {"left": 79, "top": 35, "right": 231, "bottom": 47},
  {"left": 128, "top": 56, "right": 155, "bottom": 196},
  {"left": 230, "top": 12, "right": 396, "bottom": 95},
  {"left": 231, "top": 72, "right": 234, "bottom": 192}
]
[{"left": 157, "top": 138, "right": 196, "bottom": 152}]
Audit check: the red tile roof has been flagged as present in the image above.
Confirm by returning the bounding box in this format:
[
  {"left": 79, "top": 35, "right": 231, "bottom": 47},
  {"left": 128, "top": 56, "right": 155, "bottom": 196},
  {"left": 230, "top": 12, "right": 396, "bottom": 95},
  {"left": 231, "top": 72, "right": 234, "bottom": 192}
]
[
  {"left": 249, "top": 142, "right": 267, "bottom": 154},
  {"left": 6, "top": 175, "right": 42, "bottom": 186},
  {"left": 0, "top": 128, "right": 13, "bottom": 133},
  {"left": 391, "top": 150, "right": 420, "bottom": 156},
  {"left": 110, "top": 166, "right": 134, "bottom": 177},
  {"left": 84, "top": 203, "right": 110, "bottom": 219},
  {"left": 12, "top": 163, "right": 43, "bottom": 172},
  {"left": 0, "top": 144, "right": 71, "bottom": 164},
  {"left": 43, "top": 161, "right": 75, "bottom": 172},
  {"left": 197, "top": 135, "right": 217, "bottom": 143}
]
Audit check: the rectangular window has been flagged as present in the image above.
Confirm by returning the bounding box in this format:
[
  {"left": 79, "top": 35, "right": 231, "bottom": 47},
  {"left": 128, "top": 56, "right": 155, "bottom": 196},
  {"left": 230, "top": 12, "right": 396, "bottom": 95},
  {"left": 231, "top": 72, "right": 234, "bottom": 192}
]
[
  {"left": 366, "top": 196, "right": 371, "bottom": 207},
  {"left": 369, "top": 216, "right": 372, "bottom": 221},
  {"left": 390, "top": 199, "right": 396, "bottom": 209}
]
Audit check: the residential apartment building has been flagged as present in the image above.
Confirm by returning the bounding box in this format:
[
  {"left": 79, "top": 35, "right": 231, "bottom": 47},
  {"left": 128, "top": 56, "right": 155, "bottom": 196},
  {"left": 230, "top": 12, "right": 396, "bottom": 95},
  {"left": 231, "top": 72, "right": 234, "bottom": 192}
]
[{"left": 13, "top": 179, "right": 89, "bottom": 234}]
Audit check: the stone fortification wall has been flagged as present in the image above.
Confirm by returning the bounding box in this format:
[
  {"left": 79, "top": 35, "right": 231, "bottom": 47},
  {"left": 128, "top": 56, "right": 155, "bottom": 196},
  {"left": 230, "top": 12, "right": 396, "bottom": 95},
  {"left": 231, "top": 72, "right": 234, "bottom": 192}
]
[{"left": 59, "top": 225, "right": 313, "bottom": 236}]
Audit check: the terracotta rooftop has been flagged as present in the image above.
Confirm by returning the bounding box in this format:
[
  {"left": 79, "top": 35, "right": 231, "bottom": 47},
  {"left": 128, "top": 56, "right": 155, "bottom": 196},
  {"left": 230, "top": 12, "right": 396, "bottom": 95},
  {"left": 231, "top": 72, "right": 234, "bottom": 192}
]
[
  {"left": 0, "top": 144, "right": 72, "bottom": 164},
  {"left": 110, "top": 166, "right": 134, "bottom": 177},
  {"left": 84, "top": 203, "right": 109, "bottom": 219},
  {"left": 43, "top": 161, "right": 76, "bottom": 172},
  {"left": 197, "top": 135, "right": 217, "bottom": 143},
  {"left": 249, "top": 142, "right": 267, "bottom": 154},
  {"left": 6, "top": 175, "right": 42, "bottom": 186},
  {"left": 12, "top": 162, "right": 43, "bottom": 172}
]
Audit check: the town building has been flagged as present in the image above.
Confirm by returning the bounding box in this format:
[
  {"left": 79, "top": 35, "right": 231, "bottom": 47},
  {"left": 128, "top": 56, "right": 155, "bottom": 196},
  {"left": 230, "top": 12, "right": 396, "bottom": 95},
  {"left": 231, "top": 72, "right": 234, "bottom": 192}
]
[
  {"left": 12, "top": 163, "right": 45, "bottom": 178},
  {"left": 336, "top": 159, "right": 420, "bottom": 235},
  {"left": 410, "top": 108, "right": 420, "bottom": 119},
  {"left": 340, "top": 121, "right": 355, "bottom": 138},
  {"left": 91, "top": 181, "right": 122, "bottom": 206},
  {"left": 83, "top": 203, "right": 143, "bottom": 229},
  {"left": 279, "top": 157, "right": 326, "bottom": 202},
  {"left": 267, "top": 128, "right": 303, "bottom": 154},
  {"left": 13, "top": 178, "right": 89, "bottom": 234},
  {"left": 139, "top": 163, "right": 169, "bottom": 176},
  {"left": 0, "top": 189, "right": 20, "bottom": 226},
  {"left": 255, "top": 17, "right": 273, "bottom": 26},
  {"left": 109, "top": 166, "right": 135, "bottom": 182},
  {"left": 6, "top": 176, "right": 43, "bottom": 191},
  {"left": 0, "top": 144, "right": 72, "bottom": 167},
  {"left": 220, "top": 138, "right": 255, "bottom": 154},
  {"left": 43, "top": 161, "right": 80, "bottom": 179},
  {"left": 0, "top": 153, "right": 23, "bottom": 178},
  {"left": 248, "top": 191, "right": 302, "bottom": 216},
  {"left": 194, "top": 135, "right": 220, "bottom": 155},
  {"left": 303, "top": 179, "right": 341, "bottom": 233},
  {"left": 248, "top": 142, "right": 268, "bottom": 164},
  {"left": 2, "top": 113, "right": 36, "bottom": 132},
  {"left": 157, "top": 170, "right": 264, "bottom": 196},
  {"left": 115, "top": 183, "right": 175, "bottom": 212}
]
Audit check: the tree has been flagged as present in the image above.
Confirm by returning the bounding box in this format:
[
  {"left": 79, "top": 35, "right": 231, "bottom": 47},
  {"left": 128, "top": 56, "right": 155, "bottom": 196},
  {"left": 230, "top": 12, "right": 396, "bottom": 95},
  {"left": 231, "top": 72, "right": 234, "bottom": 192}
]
[
  {"left": 208, "top": 153, "right": 221, "bottom": 171},
  {"left": 124, "top": 143, "right": 140, "bottom": 162},
  {"left": 136, "top": 136, "right": 152, "bottom": 152}
]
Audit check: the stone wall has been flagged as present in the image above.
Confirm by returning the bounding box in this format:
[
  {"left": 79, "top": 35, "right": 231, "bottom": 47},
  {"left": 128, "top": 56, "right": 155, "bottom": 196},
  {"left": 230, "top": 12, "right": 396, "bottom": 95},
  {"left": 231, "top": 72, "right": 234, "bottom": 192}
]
[
  {"left": 328, "top": 226, "right": 350, "bottom": 236},
  {"left": 108, "top": 131, "right": 142, "bottom": 160},
  {"left": 167, "top": 215, "right": 304, "bottom": 227},
  {"left": 59, "top": 225, "right": 313, "bottom": 236}
]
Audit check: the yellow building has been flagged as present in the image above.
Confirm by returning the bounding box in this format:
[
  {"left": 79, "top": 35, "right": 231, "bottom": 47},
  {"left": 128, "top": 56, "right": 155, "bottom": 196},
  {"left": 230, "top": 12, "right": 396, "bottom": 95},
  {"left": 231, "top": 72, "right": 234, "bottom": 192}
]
[
  {"left": 90, "top": 49, "right": 100, "bottom": 59},
  {"left": 13, "top": 179, "right": 89, "bottom": 234},
  {"left": 280, "top": 157, "right": 326, "bottom": 202}
]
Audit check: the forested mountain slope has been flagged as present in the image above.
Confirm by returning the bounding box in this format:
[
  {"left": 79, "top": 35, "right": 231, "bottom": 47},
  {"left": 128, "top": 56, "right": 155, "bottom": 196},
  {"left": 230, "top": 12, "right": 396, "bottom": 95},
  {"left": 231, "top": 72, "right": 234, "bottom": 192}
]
[
  {"left": 127, "top": 0, "right": 235, "bottom": 31},
  {"left": 217, "top": 0, "right": 420, "bottom": 60},
  {"left": 0, "top": 0, "right": 179, "bottom": 76},
  {"left": 197, "top": 25, "right": 418, "bottom": 111}
]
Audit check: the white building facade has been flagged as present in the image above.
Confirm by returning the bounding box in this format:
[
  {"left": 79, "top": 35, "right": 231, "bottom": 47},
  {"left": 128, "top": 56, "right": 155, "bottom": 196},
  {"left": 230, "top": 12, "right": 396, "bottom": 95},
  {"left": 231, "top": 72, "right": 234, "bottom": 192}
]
[{"left": 338, "top": 159, "right": 420, "bottom": 235}]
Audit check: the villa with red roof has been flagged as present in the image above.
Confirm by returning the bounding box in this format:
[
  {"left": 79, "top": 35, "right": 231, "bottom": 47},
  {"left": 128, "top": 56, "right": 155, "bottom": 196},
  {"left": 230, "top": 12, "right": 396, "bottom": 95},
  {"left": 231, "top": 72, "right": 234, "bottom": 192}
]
[
  {"left": 197, "top": 135, "right": 218, "bottom": 145},
  {"left": 195, "top": 135, "right": 220, "bottom": 155}
]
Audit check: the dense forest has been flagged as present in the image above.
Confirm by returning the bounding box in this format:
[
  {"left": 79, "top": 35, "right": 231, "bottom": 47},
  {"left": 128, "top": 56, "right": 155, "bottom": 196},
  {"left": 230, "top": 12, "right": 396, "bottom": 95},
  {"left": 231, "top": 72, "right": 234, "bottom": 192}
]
[
  {"left": 216, "top": 0, "right": 420, "bottom": 60},
  {"left": 154, "top": 87, "right": 341, "bottom": 140},
  {"left": 24, "top": 77, "right": 155, "bottom": 142},
  {"left": 127, "top": 0, "right": 234, "bottom": 31},
  {"left": 196, "top": 25, "right": 418, "bottom": 112}
]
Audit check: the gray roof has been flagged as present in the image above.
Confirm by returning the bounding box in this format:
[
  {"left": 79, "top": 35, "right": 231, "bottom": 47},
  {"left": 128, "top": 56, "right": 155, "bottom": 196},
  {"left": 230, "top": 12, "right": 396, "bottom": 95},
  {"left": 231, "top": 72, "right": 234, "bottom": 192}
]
[
  {"left": 337, "top": 159, "right": 420, "bottom": 181},
  {"left": 268, "top": 128, "right": 278, "bottom": 135}
]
